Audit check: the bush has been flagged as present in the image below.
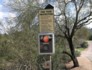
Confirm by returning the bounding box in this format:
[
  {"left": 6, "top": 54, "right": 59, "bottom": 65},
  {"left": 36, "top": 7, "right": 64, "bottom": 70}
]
[
  {"left": 89, "top": 35, "right": 92, "bottom": 40},
  {"left": 75, "top": 50, "right": 80, "bottom": 57},
  {"left": 80, "top": 41, "right": 88, "bottom": 48}
]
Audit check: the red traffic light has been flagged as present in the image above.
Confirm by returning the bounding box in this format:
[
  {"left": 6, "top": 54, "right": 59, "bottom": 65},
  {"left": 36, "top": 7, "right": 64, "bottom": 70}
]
[
  {"left": 38, "top": 33, "right": 55, "bottom": 54},
  {"left": 43, "top": 36, "right": 49, "bottom": 43}
]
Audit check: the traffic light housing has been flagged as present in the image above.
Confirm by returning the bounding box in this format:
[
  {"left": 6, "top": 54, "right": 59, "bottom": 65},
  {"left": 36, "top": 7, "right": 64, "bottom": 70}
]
[{"left": 38, "top": 33, "right": 55, "bottom": 55}]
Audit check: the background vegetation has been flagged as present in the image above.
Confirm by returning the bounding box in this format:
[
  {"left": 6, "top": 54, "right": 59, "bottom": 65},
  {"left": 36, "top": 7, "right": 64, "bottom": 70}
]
[{"left": 0, "top": 0, "right": 92, "bottom": 70}]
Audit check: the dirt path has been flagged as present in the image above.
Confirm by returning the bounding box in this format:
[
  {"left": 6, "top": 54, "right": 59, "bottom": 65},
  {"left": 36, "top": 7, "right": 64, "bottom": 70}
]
[
  {"left": 66, "top": 41, "right": 92, "bottom": 70},
  {"left": 81, "top": 41, "right": 92, "bottom": 61}
]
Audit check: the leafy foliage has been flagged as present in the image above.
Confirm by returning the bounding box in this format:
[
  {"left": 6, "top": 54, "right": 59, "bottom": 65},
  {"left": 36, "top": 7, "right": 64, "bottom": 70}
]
[
  {"left": 89, "top": 35, "right": 92, "bottom": 40},
  {"left": 80, "top": 41, "right": 88, "bottom": 48},
  {"left": 88, "top": 28, "right": 92, "bottom": 40}
]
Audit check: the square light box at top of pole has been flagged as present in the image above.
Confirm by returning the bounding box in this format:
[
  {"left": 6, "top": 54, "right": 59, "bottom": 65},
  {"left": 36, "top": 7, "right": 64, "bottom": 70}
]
[{"left": 39, "top": 4, "right": 54, "bottom": 33}]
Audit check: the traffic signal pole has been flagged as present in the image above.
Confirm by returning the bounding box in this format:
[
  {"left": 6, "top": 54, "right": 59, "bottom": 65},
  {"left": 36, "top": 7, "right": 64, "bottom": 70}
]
[
  {"left": 50, "top": 55, "right": 52, "bottom": 70},
  {"left": 38, "top": 4, "right": 54, "bottom": 70}
]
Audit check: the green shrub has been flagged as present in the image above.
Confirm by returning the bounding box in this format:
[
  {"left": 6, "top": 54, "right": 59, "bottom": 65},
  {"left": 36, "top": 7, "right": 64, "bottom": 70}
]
[
  {"left": 75, "top": 50, "right": 80, "bottom": 57},
  {"left": 80, "top": 41, "right": 88, "bottom": 48},
  {"left": 89, "top": 35, "right": 92, "bottom": 40}
]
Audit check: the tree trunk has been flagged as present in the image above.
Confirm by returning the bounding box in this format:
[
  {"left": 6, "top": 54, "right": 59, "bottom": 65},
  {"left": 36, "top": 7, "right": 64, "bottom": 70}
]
[{"left": 67, "top": 37, "right": 79, "bottom": 67}]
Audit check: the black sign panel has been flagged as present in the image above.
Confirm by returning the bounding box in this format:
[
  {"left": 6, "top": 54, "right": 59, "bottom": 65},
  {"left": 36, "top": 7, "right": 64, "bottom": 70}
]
[{"left": 38, "top": 33, "right": 55, "bottom": 55}]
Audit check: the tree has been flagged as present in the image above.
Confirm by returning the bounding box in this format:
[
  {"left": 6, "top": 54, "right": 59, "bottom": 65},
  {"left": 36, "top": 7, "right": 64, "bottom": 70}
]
[
  {"left": 3, "top": 0, "right": 41, "bottom": 70},
  {"left": 56, "top": 0, "right": 92, "bottom": 67},
  {"left": 75, "top": 27, "right": 89, "bottom": 39}
]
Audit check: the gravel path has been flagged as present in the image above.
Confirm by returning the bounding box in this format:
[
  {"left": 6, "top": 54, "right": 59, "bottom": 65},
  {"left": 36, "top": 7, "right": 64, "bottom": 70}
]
[
  {"left": 66, "top": 41, "right": 92, "bottom": 70},
  {"left": 81, "top": 41, "right": 92, "bottom": 61}
]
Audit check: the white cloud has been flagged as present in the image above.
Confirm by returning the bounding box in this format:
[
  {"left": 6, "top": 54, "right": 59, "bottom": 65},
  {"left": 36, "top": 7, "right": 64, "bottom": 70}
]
[
  {"left": 0, "top": 11, "right": 16, "bottom": 34},
  {"left": 40, "top": 0, "right": 44, "bottom": 3},
  {"left": 86, "top": 23, "right": 92, "bottom": 28},
  {"left": 0, "top": 4, "right": 3, "bottom": 19},
  {"left": 0, "top": 12, "right": 3, "bottom": 19},
  {"left": 0, "top": 11, "right": 16, "bottom": 19},
  {"left": 0, "top": 12, "right": 9, "bottom": 19},
  {"left": 8, "top": 13, "right": 16, "bottom": 18}
]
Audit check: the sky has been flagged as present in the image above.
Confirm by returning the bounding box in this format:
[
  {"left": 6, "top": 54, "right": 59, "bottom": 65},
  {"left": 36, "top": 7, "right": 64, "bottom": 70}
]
[
  {"left": 0, "top": 0, "right": 16, "bottom": 19},
  {"left": 0, "top": 0, "right": 16, "bottom": 34}
]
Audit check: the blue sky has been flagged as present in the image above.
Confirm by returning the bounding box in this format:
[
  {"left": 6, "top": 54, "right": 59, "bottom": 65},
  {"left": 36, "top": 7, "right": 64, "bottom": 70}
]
[
  {"left": 0, "top": 0, "right": 3, "bottom": 4},
  {"left": 0, "top": 0, "right": 16, "bottom": 19},
  {"left": 0, "top": 0, "right": 2, "bottom": 5}
]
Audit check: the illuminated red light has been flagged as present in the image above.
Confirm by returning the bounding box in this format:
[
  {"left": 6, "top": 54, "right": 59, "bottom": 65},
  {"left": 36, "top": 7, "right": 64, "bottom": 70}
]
[{"left": 43, "top": 36, "right": 49, "bottom": 43}]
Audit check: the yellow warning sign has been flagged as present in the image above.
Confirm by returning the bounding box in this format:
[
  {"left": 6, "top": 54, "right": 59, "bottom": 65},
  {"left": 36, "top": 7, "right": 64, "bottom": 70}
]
[{"left": 39, "top": 9, "right": 54, "bottom": 33}]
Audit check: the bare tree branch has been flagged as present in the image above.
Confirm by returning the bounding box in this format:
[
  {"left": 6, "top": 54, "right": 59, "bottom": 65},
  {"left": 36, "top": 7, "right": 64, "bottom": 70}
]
[
  {"left": 64, "top": 0, "right": 71, "bottom": 37},
  {"left": 71, "top": 0, "right": 86, "bottom": 38},
  {"left": 55, "top": 19, "right": 69, "bottom": 38},
  {"left": 70, "top": 0, "right": 78, "bottom": 38},
  {"left": 76, "top": 18, "right": 92, "bottom": 29},
  {"left": 78, "top": 12, "right": 92, "bottom": 24},
  {"left": 62, "top": 51, "right": 73, "bottom": 61},
  {"left": 77, "top": 0, "right": 84, "bottom": 13}
]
